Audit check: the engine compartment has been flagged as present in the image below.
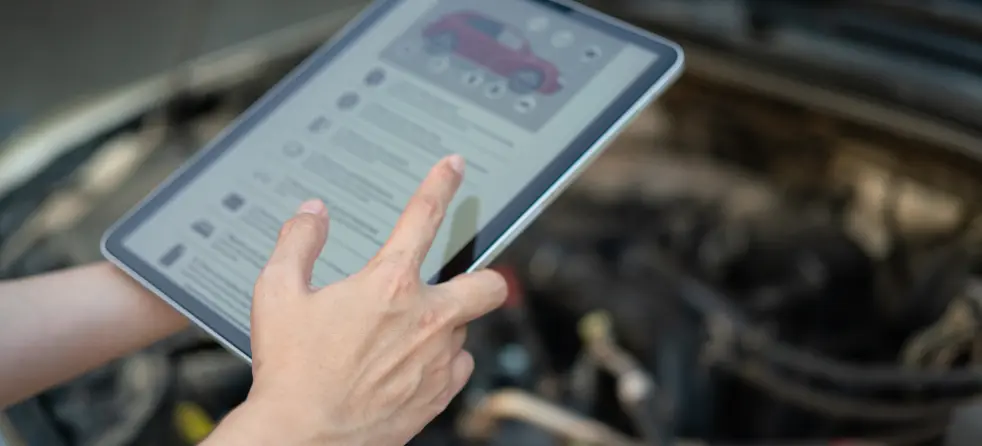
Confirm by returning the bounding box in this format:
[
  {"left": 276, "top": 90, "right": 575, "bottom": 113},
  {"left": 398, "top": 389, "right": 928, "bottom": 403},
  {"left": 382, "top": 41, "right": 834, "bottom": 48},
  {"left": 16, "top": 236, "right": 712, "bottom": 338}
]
[
  {"left": 422, "top": 73, "right": 982, "bottom": 445},
  {"left": 5, "top": 3, "right": 982, "bottom": 445}
]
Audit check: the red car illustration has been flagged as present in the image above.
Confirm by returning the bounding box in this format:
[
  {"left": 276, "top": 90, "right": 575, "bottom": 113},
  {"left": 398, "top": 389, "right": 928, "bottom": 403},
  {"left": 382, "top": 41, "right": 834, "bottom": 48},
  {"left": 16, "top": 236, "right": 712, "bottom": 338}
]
[{"left": 422, "top": 11, "right": 563, "bottom": 95}]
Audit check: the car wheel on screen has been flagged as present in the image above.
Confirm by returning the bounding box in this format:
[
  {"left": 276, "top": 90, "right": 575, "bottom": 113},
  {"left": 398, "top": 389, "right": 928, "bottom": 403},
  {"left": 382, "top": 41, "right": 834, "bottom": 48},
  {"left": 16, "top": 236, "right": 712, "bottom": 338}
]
[
  {"left": 508, "top": 68, "right": 544, "bottom": 95},
  {"left": 425, "top": 31, "right": 458, "bottom": 55}
]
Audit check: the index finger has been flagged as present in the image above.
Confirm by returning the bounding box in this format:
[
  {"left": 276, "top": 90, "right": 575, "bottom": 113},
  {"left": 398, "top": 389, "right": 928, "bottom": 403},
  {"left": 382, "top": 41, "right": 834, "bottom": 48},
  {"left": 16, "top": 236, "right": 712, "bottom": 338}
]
[{"left": 377, "top": 155, "right": 464, "bottom": 267}]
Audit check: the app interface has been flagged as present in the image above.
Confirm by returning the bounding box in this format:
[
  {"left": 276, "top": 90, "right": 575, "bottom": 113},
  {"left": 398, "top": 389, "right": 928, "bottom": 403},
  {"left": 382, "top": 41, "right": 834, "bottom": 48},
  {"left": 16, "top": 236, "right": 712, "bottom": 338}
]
[{"left": 123, "top": 0, "right": 658, "bottom": 331}]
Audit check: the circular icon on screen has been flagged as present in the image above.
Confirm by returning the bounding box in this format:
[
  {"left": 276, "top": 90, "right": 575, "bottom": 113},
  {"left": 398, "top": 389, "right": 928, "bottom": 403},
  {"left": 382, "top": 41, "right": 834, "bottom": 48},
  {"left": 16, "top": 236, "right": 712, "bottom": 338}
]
[
  {"left": 582, "top": 45, "right": 602, "bottom": 62},
  {"left": 306, "top": 116, "right": 331, "bottom": 133},
  {"left": 514, "top": 96, "right": 537, "bottom": 114},
  {"left": 336, "top": 92, "right": 360, "bottom": 111},
  {"left": 551, "top": 31, "right": 574, "bottom": 48},
  {"left": 427, "top": 56, "right": 451, "bottom": 74},
  {"left": 527, "top": 17, "right": 549, "bottom": 32},
  {"left": 462, "top": 70, "right": 485, "bottom": 87},
  {"left": 484, "top": 81, "right": 507, "bottom": 99},
  {"left": 364, "top": 68, "right": 387, "bottom": 86}
]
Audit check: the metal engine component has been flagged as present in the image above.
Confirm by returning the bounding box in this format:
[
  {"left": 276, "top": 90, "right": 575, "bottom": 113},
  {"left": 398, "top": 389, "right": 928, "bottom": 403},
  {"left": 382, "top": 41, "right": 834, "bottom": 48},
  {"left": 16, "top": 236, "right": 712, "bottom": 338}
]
[{"left": 460, "top": 389, "right": 645, "bottom": 446}]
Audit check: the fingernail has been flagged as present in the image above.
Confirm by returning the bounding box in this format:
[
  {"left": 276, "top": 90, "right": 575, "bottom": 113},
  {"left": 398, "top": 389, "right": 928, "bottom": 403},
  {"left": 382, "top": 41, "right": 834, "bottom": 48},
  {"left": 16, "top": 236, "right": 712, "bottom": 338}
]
[
  {"left": 297, "top": 199, "right": 326, "bottom": 216},
  {"left": 447, "top": 155, "right": 465, "bottom": 175}
]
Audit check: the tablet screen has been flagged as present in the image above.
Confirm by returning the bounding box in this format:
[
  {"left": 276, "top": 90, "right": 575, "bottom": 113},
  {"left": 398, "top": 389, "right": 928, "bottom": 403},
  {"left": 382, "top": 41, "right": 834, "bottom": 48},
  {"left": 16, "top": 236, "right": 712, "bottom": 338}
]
[{"left": 119, "top": 0, "right": 662, "bottom": 331}]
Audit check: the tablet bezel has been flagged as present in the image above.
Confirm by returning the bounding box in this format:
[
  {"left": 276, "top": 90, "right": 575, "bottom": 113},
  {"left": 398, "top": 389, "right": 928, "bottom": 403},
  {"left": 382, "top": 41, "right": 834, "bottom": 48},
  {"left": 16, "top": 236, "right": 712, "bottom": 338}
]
[{"left": 102, "top": 0, "right": 684, "bottom": 361}]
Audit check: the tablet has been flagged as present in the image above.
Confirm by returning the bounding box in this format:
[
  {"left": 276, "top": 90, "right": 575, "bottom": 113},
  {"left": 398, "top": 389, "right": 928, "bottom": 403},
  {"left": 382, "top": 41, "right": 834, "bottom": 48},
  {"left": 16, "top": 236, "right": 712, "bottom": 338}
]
[{"left": 102, "top": 0, "right": 684, "bottom": 360}]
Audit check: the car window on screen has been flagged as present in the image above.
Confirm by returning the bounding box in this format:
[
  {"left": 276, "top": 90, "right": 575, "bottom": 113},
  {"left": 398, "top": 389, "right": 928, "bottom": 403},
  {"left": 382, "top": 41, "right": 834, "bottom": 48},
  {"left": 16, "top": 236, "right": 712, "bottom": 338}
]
[
  {"left": 467, "top": 16, "right": 504, "bottom": 37},
  {"left": 498, "top": 29, "right": 525, "bottom": 50}
]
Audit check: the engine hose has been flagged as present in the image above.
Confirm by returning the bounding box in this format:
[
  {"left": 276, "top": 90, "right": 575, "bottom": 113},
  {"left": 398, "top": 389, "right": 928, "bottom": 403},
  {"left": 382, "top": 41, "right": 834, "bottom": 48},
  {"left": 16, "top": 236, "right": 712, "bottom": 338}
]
[
  {"left": 718, "top": 359, "right": 975, "bottom": 421},
  {"left": 670, "top": 266, "right": 982, "bottom": 391},
  {"left": 459, "top": 388, "right": 649, "bottom": 446},
  {"left": 579, "top": 311, "right": 674, "bottom": 446},
  {"left": 742, "top": 331, "right": 982, "bottom": 391},
  {"left": 458, "top": 387, "right": 944, "bottom": 446}
]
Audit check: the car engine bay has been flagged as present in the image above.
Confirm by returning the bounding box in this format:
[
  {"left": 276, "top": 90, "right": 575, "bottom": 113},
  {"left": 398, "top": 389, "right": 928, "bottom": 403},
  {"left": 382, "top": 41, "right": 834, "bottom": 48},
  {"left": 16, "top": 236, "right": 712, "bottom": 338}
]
[{"left": 5, "top": 1, "right": 982, "bottom": 445}]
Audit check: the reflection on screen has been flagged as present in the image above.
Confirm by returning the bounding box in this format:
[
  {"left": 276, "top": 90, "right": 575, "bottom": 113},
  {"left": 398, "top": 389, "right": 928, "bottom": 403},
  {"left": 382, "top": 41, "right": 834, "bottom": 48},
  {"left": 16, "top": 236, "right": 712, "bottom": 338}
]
[{"left": 123, "top": 0, "right": 658, "bottom": 331}]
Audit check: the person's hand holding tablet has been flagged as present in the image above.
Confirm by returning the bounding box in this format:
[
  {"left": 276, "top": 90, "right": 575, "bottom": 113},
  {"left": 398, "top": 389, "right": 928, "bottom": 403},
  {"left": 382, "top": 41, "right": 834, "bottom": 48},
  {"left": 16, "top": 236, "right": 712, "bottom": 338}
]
[
  {"left": 202, "top": 155, "right": 507, "bottom": 446},
  {"left": 93, "top": 0, "right": 685, "bottom": 441},
  {"left": 1, "top": 0, "right": 684, "bottom": 441}
]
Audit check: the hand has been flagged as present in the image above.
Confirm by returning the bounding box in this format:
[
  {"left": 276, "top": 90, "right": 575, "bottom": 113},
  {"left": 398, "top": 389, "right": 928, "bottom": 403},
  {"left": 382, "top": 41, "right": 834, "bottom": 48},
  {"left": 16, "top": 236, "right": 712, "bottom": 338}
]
[{"left": 207, "top": 155, "right": 507, "bottom": 446}]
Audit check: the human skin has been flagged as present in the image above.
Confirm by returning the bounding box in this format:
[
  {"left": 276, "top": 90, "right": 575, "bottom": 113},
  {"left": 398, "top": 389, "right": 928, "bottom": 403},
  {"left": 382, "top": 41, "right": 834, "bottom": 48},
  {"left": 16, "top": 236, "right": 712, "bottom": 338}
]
[
  {"left": 0, "top": 154, "right": 506, "bottom": 445},
  {"left": 0, "top": 262, "right": 189, "bottom": 406},
  {"left": 202, "top": 155, "right": 507, "bottom": 445}
]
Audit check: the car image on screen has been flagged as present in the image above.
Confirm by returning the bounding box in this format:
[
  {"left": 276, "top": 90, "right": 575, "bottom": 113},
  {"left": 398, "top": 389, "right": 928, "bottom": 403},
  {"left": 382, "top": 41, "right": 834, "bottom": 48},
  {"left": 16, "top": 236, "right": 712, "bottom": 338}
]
[{"left": 422, "top": 10, "right": 564, "bottom": 95}]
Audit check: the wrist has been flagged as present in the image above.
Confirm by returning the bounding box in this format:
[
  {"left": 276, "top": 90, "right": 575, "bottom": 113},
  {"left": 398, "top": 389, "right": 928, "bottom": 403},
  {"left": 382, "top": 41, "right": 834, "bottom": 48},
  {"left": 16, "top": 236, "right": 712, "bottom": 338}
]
[{"left": 204, "top": 396, "right": 360, "bottom": 446}]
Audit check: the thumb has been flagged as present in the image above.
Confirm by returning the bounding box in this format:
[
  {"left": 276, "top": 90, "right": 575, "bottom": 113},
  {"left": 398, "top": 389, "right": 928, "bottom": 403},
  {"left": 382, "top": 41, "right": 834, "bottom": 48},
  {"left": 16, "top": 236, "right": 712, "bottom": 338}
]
[
  {"left": 436, "top": 269, "right": 508, "bottom": 325},
  {"left": 262, "top": 199, "right": 329, "bottom": 293}
]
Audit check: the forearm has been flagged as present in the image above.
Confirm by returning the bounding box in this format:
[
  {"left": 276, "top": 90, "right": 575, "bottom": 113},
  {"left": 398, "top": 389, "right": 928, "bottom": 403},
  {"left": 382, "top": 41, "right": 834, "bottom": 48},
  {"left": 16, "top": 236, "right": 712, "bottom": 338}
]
[{"left": 0, "top": 262, "right": 188, "bottom": 407}]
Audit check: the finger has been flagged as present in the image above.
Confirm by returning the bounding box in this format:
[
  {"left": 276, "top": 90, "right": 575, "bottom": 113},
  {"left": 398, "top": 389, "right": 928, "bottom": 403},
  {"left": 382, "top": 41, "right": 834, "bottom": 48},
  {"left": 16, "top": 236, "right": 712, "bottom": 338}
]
[
  {"left": 443, "top": 350, "right": 475, "bottom": 407},
  {"left": 262, "top": 199, "right": 329, "bottom": 292},
  {"left": 436, "top": 269, "right": 508, "bottom": 325},
  {"left": 378, "top": 155, "right": 464, "bottom": 267},
  {"left": 451, "top": 326, "right": 467, "bottom": 353}
]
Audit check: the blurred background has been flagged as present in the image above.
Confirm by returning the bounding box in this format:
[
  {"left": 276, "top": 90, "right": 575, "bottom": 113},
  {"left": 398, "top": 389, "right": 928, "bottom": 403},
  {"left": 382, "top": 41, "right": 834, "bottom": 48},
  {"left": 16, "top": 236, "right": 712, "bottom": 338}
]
[{"left": 4, "top": 0, "right": 982, "bottom": 445}]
